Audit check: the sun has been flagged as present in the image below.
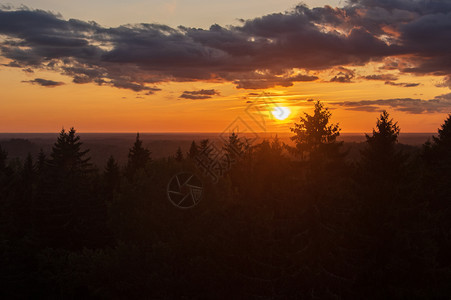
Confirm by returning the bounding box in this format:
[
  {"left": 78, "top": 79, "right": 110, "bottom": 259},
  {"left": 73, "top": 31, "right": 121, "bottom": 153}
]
[{"left": 271, "top": 106, "right": 291, "bottom": 120}]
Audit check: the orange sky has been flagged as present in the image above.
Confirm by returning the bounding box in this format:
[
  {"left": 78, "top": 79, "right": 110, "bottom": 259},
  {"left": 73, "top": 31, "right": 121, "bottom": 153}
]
[
  {"left": 1, "top": 2, "right": 450, "bottom": 134},
  {"left": 0, "top": 61, "right": 449, "bottom": 133}
]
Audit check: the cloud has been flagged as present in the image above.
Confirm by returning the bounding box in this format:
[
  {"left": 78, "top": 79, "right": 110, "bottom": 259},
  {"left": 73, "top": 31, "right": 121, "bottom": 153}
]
[
  {"left": 0, "top": 1, "right": 451, "bottom": 93},
  {"left": 384, "top": 81, "right": 420, "bottom": 87},
  {"left": 109, "top": 80, "right": 161, "bottom": 93},
  {"left": 436, "top": 75, "right": 451, "bottom": 89},
  {"left": 180, "top": 89, "right": 219, "bottom": 99},
  {"left": 22, "top": 78, "right": 64, "bottom": 87},
  {"left": 233, "top": 73, "right": 318, "bottom": 89},
  {"left": 330, "top": 74, "right": 353, "bottom": 83},
  {"left": 363, "top": 74, "right": 398, "bottom": 81},
  {"left": 330, "top": 67, "right": 355, "bottom": 83},
  {"left": 334, "top": 93, "right": 451, "bottom": 114}
]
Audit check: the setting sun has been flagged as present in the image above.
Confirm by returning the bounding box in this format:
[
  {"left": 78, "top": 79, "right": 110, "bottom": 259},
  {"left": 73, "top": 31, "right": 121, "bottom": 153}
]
[{"left": 272, "top": 106, "right": 291, "bottom": 120}]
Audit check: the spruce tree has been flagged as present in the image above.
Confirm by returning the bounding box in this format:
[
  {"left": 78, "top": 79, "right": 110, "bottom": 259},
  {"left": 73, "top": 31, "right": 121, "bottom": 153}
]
[
  {"left": 36, "top": 149, "right": 47, "bottom": 174},
  {"left": 0, "top": 145, "right": 7, "bottom": 171},
  {"left": 127, "top": 133, "right": 151, "bottom": 177},
  {"left": 34, "top": 128, "right": 103, "bottom": 249},
  {"left": 223, "top": 132, "right": 246, "bottom": 159},
  {"left": 354, "top": 111, "right": 422, "bottom": 297},
  {"left": 10, "top": 154, "right": 35, "bottom": 238},
  {"left": 360, "top": 110, "right": 403, "bottom": 177},
  {"left": 422, "top": 115, "right": 451, "bottom": 270},
  {"left": 104, "top": 155, "right": 121, "bottom": 193},
  {"left": 48, "top": 127, "right": 92, "bottom": 175},
  {"left": 290, "top": 100, "right": 342, "bottom": 163},
  {"left": 188, "top": 141, "right": 199, "bottom": 159},
  {"left": 175, "top": 147, "right": 184, "bottom": 162},
  {"left": 199, "top": 139, "right": 210, "bottom": 153}
]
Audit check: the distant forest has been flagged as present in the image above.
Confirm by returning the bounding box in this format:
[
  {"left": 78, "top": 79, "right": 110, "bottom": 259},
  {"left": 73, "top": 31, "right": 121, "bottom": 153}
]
[{"left": 1, "top": 101, "right": 450, "bottom": 298}]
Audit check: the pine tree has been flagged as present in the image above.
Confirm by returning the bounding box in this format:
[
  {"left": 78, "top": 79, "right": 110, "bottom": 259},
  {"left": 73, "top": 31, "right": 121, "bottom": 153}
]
[
  {"left": 10, "top": 153, "right": 35, "bottom": 238},
  {"left": 354, "top": 111, "right": 423, "bottom": 297},
  {"left": 0, "top": 146, "right": 13, "bottom": 199},
  {"left": 433, "top": 114, "right": 451, "bottom": 148},
  {"left": 223, "top": 132, "right": 247, "bottom": 159},
  {"left": 21, "top": 153, "right": 35, "bottom": 183},
  {"left": 422, "top": 115, "right": 451, "bottom": 270},
  {"left": 425, "top": 115, "right": 451, "bottom": 179},
  {"left": 175, "top": 147, "right": 184, "bottom": 162},
  {"left": 104, "top": 155, "right": 121, "bottom": 193},
  {"left": 127, "top": 133, "right": 151, "bottom": 177},
  {"left": 199, "top": 139, "right": 210, "bottom": 153},
  {"left": 188, "top": 141, "right": 199, "bottom": 159},
  {"left": 37, "top": 149, "right": 47, "bottom": 174},
  {"left": 360, "top": 110, "right": 404, "bottom": 178},
  {"left": 33, "top": 128, "right": 104, "bottom": 250},
  {"left": 290, "top": 100, "right": 342, "bottom": 163},
  {"left": 0, "top": 145, "right": 7, "bottom": 171},
  {"left": 271, "top": 135, "right": 283, "bottom": 156},
  {"left": 424, "top": 114, "right": 451, "bottom": 164},
  {"left": 48, "top": 127, "right": 92, "bottom": 175}
]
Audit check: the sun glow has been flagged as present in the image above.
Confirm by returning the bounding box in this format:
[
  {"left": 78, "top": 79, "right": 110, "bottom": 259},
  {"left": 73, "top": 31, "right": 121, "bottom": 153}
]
[{"left": 271, "top": 106, "right": 291, "bottom": 120}]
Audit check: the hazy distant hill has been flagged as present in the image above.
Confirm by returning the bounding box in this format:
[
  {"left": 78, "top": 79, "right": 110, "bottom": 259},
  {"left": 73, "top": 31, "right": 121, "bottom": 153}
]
[{"left": 0, "top": 132, "right": 434, "bottom": 167}]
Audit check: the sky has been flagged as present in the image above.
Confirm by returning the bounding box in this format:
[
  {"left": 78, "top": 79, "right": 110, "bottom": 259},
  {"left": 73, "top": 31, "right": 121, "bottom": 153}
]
[{"left": 0, "top": 0, "right": 450, "bottom": 133}]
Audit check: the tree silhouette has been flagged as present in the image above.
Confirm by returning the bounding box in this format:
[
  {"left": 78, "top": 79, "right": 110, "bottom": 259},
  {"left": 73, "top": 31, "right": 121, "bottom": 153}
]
[
  {"left": 188, "top": 141, "right": 199, "bottom": 159},
  {"left": 127, "top": 133, "right": 151, "bottom": 178},
  {"left": 0, "top": 145, "right": 7, "bottom": 171},
  {"left": 1, "top": 116, "right": 451, "bottom": 298},
  {"left": 223, "top": 132, "right": 248, "bottom": 160},
  {"left": 354, "top": 111, "right": 429, "bottom": 297},
  {"left": 422, "top": 114, "right": 451, "bottom": 273},
  {"left": 290, "top": 101, "right": 342, "bottom": 164},
  {"left": 199, "top": 139, "right": 209, "bottom": 153},
  {"left": 175, "top": 146, "right": 184, "bottom": 162},
  {"left": 104, "top": 155, "right": 121, "bottom": 194},
  {"left": 360, "top": 110, "right": 404, "bottom": 177},
  {"left": 48, "top": 128, "right": 92, "bottom": 174},
  {"left": 33, "top": 128, "right": 104, "bottom": 249},
  {"left": 432, "top": 114, "right": 451, "bottom": 148},
  {"left": 423, "top": 114, "right": 451, "bottom": 173}
]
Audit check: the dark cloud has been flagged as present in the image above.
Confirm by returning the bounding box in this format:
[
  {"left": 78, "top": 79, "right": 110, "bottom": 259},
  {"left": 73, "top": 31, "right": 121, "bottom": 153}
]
[
  {"left": 384, "top": 81, "right": 421, "bottom": 87},
  {"left": 330, "top": 74, "right": 353, "bottom": 83},
  {"left": 180, "top": 89, "right": 219, "bottom": 100},
  {"left": 436, "top": 75, "right": 451, "bottom": 89},
  {"left": 0, "top": 1, "right": 450, "bottom": 93},
  {"left": 233, "top": 73, "right": 318, "bottom": 89},
  {"left": 334, "top": 93, "right": 451, "bottom": 114},
  {"left": 109, "top": 80, "right": 161, "bottom": 93},
  {"left": 22, "top": 78, "right": 64, "bottom": 87},
  {"left": 330, "top": 67, "right": 355, "bottom": 83},
  {"left": 363, "top": 74, "right": 398, "bottom": 81}
]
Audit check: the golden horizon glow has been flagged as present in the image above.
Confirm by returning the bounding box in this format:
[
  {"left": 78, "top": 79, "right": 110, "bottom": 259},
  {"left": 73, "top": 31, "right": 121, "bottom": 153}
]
[
  {"left": 271, "top": 106, "right": 291, "bottom": 121},
  {"left": 0, "top": 56, "right": 449, "bottom": 134}
]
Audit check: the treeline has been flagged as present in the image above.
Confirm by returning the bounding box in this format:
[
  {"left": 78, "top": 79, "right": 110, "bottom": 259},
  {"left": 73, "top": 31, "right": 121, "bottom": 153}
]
[{"left": 0, "top": 102, "right": 450, "bottom": 298}]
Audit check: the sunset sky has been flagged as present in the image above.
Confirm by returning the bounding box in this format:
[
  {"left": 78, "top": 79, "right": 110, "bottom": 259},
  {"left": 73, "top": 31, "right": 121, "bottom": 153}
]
[{"left": 1, "top": 0, "right": 450, "bottom": 133}]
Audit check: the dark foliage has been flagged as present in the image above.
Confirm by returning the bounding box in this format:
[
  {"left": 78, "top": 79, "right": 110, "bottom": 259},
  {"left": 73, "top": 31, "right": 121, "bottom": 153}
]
[{"left": 0, "top": 107, "right": 450, "bottom": 298}]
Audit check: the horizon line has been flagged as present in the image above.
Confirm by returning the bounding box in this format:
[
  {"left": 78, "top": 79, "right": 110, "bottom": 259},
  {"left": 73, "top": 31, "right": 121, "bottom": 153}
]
[{"left": 0, "top": 131, "right": 437, "bottom": 134}]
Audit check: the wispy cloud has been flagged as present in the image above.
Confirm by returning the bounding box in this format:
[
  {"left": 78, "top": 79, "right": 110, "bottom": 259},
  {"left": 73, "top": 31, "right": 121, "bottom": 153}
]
[
  {"left": 180, "top": 89, "right": 219, "bottom": 100},
  {"left": 362, "top": 74, "right": 398, "bottom": 81},
  {"left": 384, "top": 81, "right": 420, "bottom": 88},
  {"left": 334, "top": 93, "right": 451, "bottom": 114},
  {"left": 22, "top": 78, "right": 64, "bottom": 87}
]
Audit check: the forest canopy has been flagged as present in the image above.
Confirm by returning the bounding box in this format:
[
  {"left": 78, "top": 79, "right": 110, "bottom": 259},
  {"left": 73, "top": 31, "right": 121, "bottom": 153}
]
[{"left": 0, "top": 104, "right": 450, "bottom": 298}]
